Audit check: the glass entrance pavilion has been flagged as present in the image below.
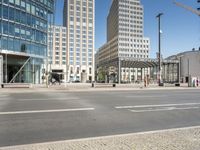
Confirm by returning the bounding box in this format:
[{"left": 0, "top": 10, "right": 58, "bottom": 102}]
[{"left": 0, "top": 0, "right": 55, "bottom": 84}]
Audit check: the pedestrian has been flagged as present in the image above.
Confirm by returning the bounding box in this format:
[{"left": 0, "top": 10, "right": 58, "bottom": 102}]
[
  {"left": 197, "top": 79, "right": 199, "bottom": 87},
  {"left": 144, "top": 76, "right": 147, "bottom": 87}
]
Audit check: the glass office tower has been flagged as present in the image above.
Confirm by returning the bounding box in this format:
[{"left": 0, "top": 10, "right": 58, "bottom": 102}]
[{"left": 0, "top": 0, "right": 55, "bottom": 84}]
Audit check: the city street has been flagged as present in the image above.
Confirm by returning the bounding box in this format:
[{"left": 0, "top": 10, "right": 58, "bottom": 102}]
[{"left": 0, "top": 88, "right": 200, "bottom": 147}]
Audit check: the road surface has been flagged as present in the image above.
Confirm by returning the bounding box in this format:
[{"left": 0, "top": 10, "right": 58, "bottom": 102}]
[{"left": 0, "top": 88, "right": 200, "bottom": 147}]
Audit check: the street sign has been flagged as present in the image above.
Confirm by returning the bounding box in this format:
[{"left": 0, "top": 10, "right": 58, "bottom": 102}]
[{"left": 0, "top": 55, "right": 3, "bottom": 85}]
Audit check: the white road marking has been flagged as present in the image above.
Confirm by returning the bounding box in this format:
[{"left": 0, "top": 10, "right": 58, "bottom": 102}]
[
  {"left": 1, "top": 126, "right": 200, "bottom": 149},
  {"left": 18, "top": 97, "right": 80, "bottom": 101},
  {"left": 0, "top": 108, "right": 95, "bottom": 115},
  {"left": 129, "top": 106, "right": 200, "bottom": 113},
  {"left": 115, "top": 102, "right": 200, "bottom": 109},
  {"left": 126, "top": 95, "right": 167, "bottom": 98},
  {"left": 0, "top": 94, "right": 9, "bottom": 97}
]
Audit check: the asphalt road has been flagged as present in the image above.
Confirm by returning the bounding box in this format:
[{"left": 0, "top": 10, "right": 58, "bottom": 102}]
[{"left": 0, "top": 89, "right": 200, "bottom": 147}]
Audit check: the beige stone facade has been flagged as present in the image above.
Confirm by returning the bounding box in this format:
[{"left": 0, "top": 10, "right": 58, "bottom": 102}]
[
  {"left": 63, "top": 0, "right": 95, "bottom": 82},
  {"left": 96, "top": 0, "right": 150, "bottom": 83},
  {"left": 48, "top": 25, "right": 67, "bottom": 81}
]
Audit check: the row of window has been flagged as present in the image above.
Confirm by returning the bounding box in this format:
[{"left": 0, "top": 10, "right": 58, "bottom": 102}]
[
  {"left": 55, "top": 41, "right": 66, "bottom": 45},
  {"left": 120, "top": 49, "right": 149, "bottom": 53},
  {"left": 69, "top": 39, "right": 93, "bottom": 44},
  {"left": 70, "top": 57, "right": 92, "bottom": 60},
  {"left": 69, "top": 48, "right": 93, "bottom": 52},
  {"left": 69, "top": 44, "right": 93, "bottom": 49},
  {"left": 55, "top": 52, "right": 66, "bottom": 55},
  {"left": 119, "top": 4, "right": 143, "bottom": 11},
  {"left": 69, "top": 53, "right": 93, "bottom": 57},
  {"left": 0, "top": 36, "right": 47, "bottom": 56},
  {"left": 54, "top": 61, "right": 66, "bottom": 65},
  {"left": 1, "top": 6, "right": 48, "bottom": 32},
  {"left": 119, "top": 53, "right": 149, "bottom": 58},
  {"left": 69, "top": 5, "right": 93, "bottom": 13},
  {"left": 1, "top": 0, "right": 51, "bottom": 20},
  {"left": 118, "top": 38, "right": 149, "bottom": 43},
  {"left": 119, "top": 33, "right": 143, "bottom": 38},
  {"left": 54, "top": 38, "right": 66, "bottom": 41},
  {"left": 54, "top": 51, "right": 66, "bottom": 55},
  {"left": 119, "top": 23, "right": 143, "bottom": 29},
  {"left": 54, "top": 47, "right": 66, "bottom": 51},
  {"left": 51, "top": 27, "right": 66, "bottom": 32},
  {"left": 70, "top": 25, "right": 93, "bottom": 30},
  {"left": 119, "top": 44, "right": 149, "bottom": 49},
  {"left": 1, "top": 21, "right": 47, "bottom": 44},
  {"left": 69, "top": 60, "right": 92, "bottom": 66},
  {"left": 69, "top": 16, "right": 93, "bottom": 23}
]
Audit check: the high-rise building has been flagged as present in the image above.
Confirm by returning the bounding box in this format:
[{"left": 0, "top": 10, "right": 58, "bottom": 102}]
[
  {"left": 96, "top": 0, "right": 150, "bottom": 83},
  {"left": 0, "top": 0, "right": 55, "bottom": 84},
  {"left": 48, "top": 25, "right": 67, "bottom": 81},
  {"left": 63, "top": 0, "right": 95, "bottom": 83}
]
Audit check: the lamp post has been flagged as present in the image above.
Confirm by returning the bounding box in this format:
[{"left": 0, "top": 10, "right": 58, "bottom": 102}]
[
  {"left": 187, "top": 58, "right": 190, "bottom": 87},
  {"left": 156, "top": 13, "right": 163, "bottom": 86}
]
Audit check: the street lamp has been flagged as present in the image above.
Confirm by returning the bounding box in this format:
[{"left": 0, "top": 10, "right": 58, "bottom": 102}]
[
  {"left": 177, "top": 55, "right": 184, "bottom": 85},
  {"left": 156, "top": 13, "right": 163, "bottom": 86}
]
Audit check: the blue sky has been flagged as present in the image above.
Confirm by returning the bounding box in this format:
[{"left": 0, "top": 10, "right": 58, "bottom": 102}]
[{"left": 55, "top": 0, "right": 200, "bottom": 58}]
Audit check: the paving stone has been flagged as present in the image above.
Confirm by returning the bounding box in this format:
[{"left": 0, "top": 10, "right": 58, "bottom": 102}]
[{"left": 1, "top": 127, "right": 200, "bottom": 150}]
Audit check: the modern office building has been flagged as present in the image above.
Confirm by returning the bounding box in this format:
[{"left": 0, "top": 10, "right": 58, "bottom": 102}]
[
  {"left": 0, "top": 0, "right": 55, "bottom": 84},
  {"left": 96, "top": 0, "right": 150, "bottom": 83},
  {"left": 63, "top": 0, "right": 95, "bottom": 83},
  {"left": 48, "top": 25, "right": 67, "bottom": 81}
]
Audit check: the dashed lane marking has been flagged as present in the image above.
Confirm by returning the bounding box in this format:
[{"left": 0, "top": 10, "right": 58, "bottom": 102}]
[
  {"left": 18, "top": 97, "right": 80, "bottom": 101},
  {"left": 0, "top": 108, "right": 95, "bottom": 115},
  {"left": 129, "top": 106, "right": 200, "bottom": 113},
  {"left": 115, "top": 102, "right": 200, "bottom": 109},
  {"left": 126, "top": 95, "right": 167, "bottom": 98}
]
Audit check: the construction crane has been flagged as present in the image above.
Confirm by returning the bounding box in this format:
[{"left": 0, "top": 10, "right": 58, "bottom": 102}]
[{"left": 173, "top": 0, "right": 200, "bottom": 16}]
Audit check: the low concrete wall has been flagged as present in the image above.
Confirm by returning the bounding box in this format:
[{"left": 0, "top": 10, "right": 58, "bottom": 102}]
[{"left": 1, "top": 83, "right": 30, "bottom": 88}]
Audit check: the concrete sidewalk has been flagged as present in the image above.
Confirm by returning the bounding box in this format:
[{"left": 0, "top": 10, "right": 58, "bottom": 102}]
[{"left": 1, "top": 126, "right": 200, "bottom": 150}]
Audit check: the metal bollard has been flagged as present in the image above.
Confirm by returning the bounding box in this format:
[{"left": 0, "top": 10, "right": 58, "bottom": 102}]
[{"left": 92, "top": 83, "right": 94, "bottom": 88}]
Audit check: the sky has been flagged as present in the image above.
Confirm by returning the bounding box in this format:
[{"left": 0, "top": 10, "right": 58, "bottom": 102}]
[{"left": 55, "top": 0, "right": 200, "bottom": 58}]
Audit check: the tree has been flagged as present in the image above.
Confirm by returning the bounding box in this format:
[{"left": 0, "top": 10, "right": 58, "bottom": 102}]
[{"left": 97, "top": 67, "right": 106, "bottom": 81}]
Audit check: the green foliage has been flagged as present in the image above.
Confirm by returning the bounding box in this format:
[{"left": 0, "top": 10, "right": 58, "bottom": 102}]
[{"left": 97, "top": 68, "right": 106, "bottom": 81}]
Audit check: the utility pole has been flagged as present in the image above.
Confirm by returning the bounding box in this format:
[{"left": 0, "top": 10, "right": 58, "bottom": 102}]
[
  {"left": 156, "top": 13, "right": 163, "bottom": 86},
  {"left": 188, "top": 59, "right": 190, "bottom": 87}
]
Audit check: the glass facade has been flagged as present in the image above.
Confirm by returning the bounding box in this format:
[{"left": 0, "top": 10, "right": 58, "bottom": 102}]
[{"left": 0, "top": 0, "right": 55, "bottom": 83}]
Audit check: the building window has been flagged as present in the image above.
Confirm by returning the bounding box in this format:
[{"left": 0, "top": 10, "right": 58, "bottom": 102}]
[
  {"left": 89, "top": 68, "right": 92, "bottom": 74},
  {"left": 70, "top": 67, "right": 73, "bottom": 74},
  {"left": 77, "top": 67, "right": 79, "bottom": 74}
]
